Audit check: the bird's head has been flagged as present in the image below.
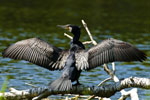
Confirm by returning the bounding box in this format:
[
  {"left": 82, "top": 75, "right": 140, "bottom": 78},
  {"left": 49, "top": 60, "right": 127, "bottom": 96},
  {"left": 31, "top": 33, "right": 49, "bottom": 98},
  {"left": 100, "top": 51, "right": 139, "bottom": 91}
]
[{"left": 57, "top": 24, "right": 81, "bottom": 35}]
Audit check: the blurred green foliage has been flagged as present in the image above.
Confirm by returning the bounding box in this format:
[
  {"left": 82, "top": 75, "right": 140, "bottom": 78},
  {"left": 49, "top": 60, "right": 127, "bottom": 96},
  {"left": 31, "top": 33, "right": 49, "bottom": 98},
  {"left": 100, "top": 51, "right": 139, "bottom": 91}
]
[{"left": 0, "top": 76, "right": 10, "bottom": 100}]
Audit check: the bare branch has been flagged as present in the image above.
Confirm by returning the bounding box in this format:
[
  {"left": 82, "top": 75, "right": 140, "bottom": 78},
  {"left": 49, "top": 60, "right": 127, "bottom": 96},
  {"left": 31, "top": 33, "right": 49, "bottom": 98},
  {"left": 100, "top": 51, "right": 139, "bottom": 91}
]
[
  {"left": 64, "top": 33, "right": 73, "bottom": 39},
  {"left": 81, "top": 20, "right": 97, "bottom": 45},
  {"left": 119, "top": 88, "right": 139, "bottom": 100},
  {"left": 64, "top": 33, "right": 93, "bottom": 45},
  {"left": 0, "top": 77, "right": 149, "bottom": 100},
  {"left": 83, "top": 41, "right": 93, "bottom": 44},
  {"left": 98, "top": 77, "right": 112, "bottom": 87}
]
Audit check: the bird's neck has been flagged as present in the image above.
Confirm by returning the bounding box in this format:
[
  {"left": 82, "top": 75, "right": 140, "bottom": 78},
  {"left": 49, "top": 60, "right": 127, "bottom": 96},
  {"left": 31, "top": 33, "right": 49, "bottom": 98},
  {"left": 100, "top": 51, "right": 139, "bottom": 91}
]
[
  {"left": 71, "top": 30, "right": 85, "bottom": 49},
  {"left": 72, "top": 31, "right": 80, "bottom": 43}
]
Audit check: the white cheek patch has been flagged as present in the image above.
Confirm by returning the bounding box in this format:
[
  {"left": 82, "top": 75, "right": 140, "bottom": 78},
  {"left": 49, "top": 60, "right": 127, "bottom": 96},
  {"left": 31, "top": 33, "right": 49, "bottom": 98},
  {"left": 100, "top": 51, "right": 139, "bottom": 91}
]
[{"left": 69, "top": 27, "right": 72, "bottom": 32}]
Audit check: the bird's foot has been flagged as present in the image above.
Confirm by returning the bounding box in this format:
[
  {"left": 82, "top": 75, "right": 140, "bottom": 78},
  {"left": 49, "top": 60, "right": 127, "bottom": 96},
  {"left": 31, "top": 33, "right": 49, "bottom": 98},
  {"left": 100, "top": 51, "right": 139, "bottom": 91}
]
[{"left": 73, "top": 80, "right": 82, "bottom": 86}]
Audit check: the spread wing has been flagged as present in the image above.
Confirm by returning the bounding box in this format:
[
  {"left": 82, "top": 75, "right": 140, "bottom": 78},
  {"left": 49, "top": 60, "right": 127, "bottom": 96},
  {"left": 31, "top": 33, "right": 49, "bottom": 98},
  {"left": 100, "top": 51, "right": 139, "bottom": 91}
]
[
  {"left": 2, "top": 38, "right": 69, "bottom": 70},
  {"left": 75, "top": 38, "right": 147, "bottom": 70},
  {"left": 75, "top": 50, "right": 89, "bottom": 70}
]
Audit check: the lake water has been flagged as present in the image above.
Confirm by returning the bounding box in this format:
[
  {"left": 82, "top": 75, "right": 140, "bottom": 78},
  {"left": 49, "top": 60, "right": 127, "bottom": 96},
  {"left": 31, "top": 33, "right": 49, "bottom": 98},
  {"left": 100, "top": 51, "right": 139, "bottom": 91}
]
[{"left": 0, "top": 0, "right": 150, "bottom": 99}]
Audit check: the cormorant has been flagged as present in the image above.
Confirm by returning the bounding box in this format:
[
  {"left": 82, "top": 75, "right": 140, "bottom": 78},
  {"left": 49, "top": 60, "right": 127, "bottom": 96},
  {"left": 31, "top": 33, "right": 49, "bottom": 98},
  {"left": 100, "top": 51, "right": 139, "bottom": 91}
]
[
  {"left": 2, "top": 24, "right": 147, "bottom": 91},
  {"left": 49, "top": 44, "right": 82, "bottom": 91},
  {"left": 49, "top": 25, "right": 85, "bottom": 91}
]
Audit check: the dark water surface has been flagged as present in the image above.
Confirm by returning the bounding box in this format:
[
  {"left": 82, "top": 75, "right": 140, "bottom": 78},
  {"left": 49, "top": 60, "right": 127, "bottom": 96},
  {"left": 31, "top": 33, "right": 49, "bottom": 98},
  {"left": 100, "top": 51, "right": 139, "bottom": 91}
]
[{"left": 0, "top": 0, "right": 150, "bottom": 99}]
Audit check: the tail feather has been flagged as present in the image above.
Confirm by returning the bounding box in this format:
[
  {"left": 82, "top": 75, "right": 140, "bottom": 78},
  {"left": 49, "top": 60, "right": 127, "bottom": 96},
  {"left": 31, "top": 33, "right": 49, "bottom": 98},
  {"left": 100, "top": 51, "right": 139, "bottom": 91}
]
[{"left": 49, "top": 78, "right": 72, "bottom": 91}]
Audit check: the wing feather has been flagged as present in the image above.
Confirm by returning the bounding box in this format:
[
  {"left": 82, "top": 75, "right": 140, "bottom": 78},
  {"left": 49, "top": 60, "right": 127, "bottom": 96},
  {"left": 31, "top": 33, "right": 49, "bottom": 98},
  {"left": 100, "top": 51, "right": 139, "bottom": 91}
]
[
  {"left": 86, "top": 38, "right": 147, "bottom": 70},
  {"left": 75, "top": 50, "right": 89, "bottom": 70},
  {"left": 2, "top": 38, "right": 69, "bottom": 70}
]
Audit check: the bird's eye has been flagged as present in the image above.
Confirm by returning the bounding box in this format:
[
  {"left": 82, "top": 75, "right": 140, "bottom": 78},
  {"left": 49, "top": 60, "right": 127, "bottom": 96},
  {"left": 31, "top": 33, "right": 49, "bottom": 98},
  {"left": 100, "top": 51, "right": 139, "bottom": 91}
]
[{"left": 66, "top": 26, "right": 70, "bottom": 30}]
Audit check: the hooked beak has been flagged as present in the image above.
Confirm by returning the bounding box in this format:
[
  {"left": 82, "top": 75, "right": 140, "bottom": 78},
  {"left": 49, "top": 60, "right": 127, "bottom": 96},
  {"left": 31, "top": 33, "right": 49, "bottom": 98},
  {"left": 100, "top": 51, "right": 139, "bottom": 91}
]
[{"left": 57, "top": 25, "right": 69, "bottom": 30}]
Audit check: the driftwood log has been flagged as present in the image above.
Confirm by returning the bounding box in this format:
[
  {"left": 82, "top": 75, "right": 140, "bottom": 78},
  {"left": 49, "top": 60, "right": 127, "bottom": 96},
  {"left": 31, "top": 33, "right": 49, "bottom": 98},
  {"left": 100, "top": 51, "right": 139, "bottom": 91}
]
[{"left": 0, "top": 77, "right": 150, "bottom": 100}]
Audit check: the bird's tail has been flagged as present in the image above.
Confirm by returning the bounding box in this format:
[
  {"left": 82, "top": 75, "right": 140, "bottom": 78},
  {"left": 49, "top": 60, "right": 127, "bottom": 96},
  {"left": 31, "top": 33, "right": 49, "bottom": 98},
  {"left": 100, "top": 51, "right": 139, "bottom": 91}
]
[{"left": 49, "top": 78, "right": 72, "bottom": 91}]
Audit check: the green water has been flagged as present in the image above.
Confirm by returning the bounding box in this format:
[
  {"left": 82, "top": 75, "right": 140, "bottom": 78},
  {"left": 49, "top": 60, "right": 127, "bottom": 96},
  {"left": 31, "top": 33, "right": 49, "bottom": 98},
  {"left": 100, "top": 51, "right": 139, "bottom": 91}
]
[{"left": 0, "top": 0, "right": 150, "bottom": 99}]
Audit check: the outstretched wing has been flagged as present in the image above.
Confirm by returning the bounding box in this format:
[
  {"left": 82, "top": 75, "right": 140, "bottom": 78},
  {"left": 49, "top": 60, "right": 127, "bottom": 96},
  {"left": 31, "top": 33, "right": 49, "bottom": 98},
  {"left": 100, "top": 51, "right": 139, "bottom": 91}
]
[
  {"left": 75, "top": 38, "right": 147, "bottom": 70},
  {"left": 2, "top": 38, "right": 69, "bottom": 70}
]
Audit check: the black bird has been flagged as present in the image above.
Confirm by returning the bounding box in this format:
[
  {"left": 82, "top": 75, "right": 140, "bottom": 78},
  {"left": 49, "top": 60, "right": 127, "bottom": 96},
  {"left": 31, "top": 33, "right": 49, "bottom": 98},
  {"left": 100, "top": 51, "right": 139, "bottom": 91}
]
[
  {"left": 2, "top": 24, "right": 147, "bottom": 91},
  {"left": 49, "top": 44, "right": 82, "bottom": 91},
  {"left": 49, "top": 25, "right": 85, "bottom": 91}
]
